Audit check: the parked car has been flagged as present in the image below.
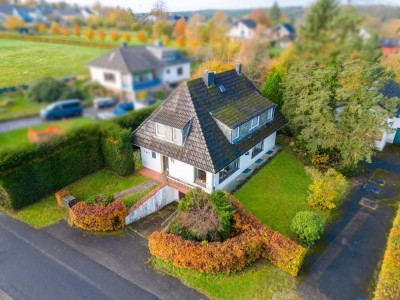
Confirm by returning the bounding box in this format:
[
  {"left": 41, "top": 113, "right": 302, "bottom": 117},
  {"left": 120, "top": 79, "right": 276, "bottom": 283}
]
[
  {"left": 113, "top": 102, "right": 134, "bottom": 116},
  {"left": 93, "top": 97, "right": 116, "bottom": 109},
  {"left": 40, "top": 100, "right": 83, "bottom": 120}
]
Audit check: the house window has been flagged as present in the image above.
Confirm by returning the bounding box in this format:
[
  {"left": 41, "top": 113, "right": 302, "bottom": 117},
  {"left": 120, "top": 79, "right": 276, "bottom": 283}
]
[
  {"left": 252, "top": 141, "right": 263, "bottom": 158},
  {"left": 195, "top": 168, "right": 207, "bottom": 187},
  {"left": 177, "top": 67, "right": 183, "bottom": 76},
  {"left": 172, "top": 128, "right": 182, "bottom": 144},
  {"left": 152, "top": 151, "right": 156, "bottom": 159},
  {"left": 166, "top": 68, "right": 170, "bottom": 74},
  {"left": 219, "top": 159, "right": 239, "bottom": 183},
  {"left": 250, "top": 116, "right": 260, "bottom": 129},
  {"left": 267, "top": 108, "right": 274, "bottom": 122},
  {"left": 155, "top": 123, "right": 165, "bottom": 137},
  {"left": 232, "top": 127, "right": 239, "bottom": 141},
  {"left": 104, "top": 73, "right": 116, "bottom": 83}
]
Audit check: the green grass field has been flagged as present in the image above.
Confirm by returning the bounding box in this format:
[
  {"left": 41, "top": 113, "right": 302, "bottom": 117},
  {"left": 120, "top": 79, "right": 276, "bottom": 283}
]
[
  {"left": 235, "top": 148, "right": 334, "bottom": 239},
  {"left": 0, "top": 39, "right": 108, "bottom": 87},
  {"left": 0, "top": 117, "right": 93, "bottom": 151},
  {"left": 0, "top": 92, "right": 45, "bottom": 122}
]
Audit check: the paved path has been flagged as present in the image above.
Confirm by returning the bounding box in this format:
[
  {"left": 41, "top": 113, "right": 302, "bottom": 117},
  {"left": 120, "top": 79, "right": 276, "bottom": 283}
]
[
  {"left": 114, "top": 180, "right": 157, "bottom": 200},
  {"left": 0, "top": 107, "right": 112, "bottom": 133},
  {"left": 0, "top": 212, "right": 157, "bottom": 300},
  {"left": 298, "top": 145, "right": 400, "bottom": 300}
]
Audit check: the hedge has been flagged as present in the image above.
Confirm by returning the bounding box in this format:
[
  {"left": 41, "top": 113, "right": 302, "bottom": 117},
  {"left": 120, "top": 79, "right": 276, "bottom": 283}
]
[
  {"left": 374, "top": 208, "right": 400, "bottom": 300},
  {"left": 113, "top": 105, "right": 158, "bottom": 131},
  {"left": 149, "top": 196, "right": 306, "bottom": 276},
  {"left": 69, "top": 200, "right": 127, "bottom": 231}
]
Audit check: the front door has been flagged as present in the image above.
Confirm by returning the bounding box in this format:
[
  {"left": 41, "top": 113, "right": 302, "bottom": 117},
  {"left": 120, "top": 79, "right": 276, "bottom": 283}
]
[
  {"left": 163, "top": 156, "right": 169, "bottom": 173},
  {"left": 394, "top": 128, "right": 400, "bottom": 145}
]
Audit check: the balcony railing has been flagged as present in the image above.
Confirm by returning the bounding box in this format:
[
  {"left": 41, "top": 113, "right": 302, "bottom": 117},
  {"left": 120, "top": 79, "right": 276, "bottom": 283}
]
[{"left": 133, "top": 78, "right": 162, "bottom": 91}]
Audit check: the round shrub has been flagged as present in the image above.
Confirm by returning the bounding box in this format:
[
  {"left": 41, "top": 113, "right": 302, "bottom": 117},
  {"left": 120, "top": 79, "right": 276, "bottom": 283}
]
[
  {"left": 27, "top": 78, "right": 65, "bottom": 102},
  {"left": 291, "top": 211, "right": 324, "bottom": 246}
]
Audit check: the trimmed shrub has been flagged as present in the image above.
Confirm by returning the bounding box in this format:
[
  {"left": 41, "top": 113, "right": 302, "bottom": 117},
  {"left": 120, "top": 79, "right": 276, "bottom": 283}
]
[
  {"left": 291, "top": 211, "right": 324, "bottom": 246},
  {"left": 26, "top": 78, "right": 83, "bottom": 103},
  {"left": 69, "top": 200, "right": 127, "bottom": 231},
  {"left": 0, "top": 125, "right": 104, "bottom": 209},
  {"left": 86, "top": 193, "right": 114, "bottom": 206},
  {"left": 100, "top": 123, "right": 134, "bottom": 176},
  {"left": 374, "top": 208, "right": 400, "bottom": 300}
]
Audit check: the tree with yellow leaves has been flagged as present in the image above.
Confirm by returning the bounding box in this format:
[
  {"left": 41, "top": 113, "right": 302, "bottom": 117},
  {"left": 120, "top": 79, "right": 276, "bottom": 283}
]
[
  {"left": 73, "top": 24, "right": 81, "bottom": 37},
  {"left": 122, "top": 32, "right": 131, "bottom": 43},
  {"left": 136, "top": 30, "right": 148, "bottom": 43},
  {"left": 110, "top": 30, "right": 120, "bottom": 42},
  {"left": 192, "top": 58, "right": 233, "bottom": 79},
  {"left": 161, "top": 34, "right": 170, "bottom": 46},
  {"left": 85, "top": 28, "right": 95, "bottom": 40},
  {"left": 186, "top": 13, "right": 203, "bottom": 49},
  {"left": 38, "top": 23, "right": 47, "bottom": 34},
  {"left": 4, "top": 16, "right": 25, "bottom": 30},
  {"left": 50, "top": 22, "right": 60, "bottom": 35}
]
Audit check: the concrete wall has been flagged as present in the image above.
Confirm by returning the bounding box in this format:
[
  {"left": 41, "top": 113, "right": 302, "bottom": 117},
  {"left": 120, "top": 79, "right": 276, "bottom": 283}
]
[
  {"left": 125, "top": 185, "right": 179, "bottom": 224},
  {"left": 214, "top": 132, "right": 276, "bottom": 190},
  {"left": 141, "top": 147, "right": 162, "bottom": 173},
  {"left": 161, "top": 63, "right": 191, "bottom": 85}
]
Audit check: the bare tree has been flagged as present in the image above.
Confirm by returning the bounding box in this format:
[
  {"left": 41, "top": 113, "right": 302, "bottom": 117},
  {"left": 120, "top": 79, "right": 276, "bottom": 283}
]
[{"left": 150, "top": 0, "right": 168, "bottom": 22}]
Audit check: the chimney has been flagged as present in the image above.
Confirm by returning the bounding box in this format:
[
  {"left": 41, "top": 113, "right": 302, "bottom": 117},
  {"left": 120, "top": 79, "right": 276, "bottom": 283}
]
[
  {"left": 235, "top": 63, "right": 242, "bottom": 75},
  {"left": 203, "top": 70, "right": 215, "bottom": 88}
]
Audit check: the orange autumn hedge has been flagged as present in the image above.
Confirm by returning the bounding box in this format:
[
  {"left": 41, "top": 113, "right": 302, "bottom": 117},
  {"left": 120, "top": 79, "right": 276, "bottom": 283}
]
[
  {"left": 55, "top": 189, "right": 69, "bottom": 206},
  {"left": 69, "top": 200, "right": 127, "bottom": 232},
  {"left": 374, "top": 208, "right": 400, "bottom": 300},
  {"left": 149, "top": 196, "right": 306, "bottom": 275}
]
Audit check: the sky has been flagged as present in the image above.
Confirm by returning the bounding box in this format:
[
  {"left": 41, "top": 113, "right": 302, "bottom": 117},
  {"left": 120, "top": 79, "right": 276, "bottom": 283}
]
[{"left": 48, "top": 0, "right": 400, "bottom": 13}]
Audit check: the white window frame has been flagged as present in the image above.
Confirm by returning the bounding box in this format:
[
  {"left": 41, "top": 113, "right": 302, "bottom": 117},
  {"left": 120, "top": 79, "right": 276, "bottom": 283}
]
[
  {"left": 172, "top": 128, "right": 181, "bottom": 144},
  {"left": 155, "top": 123, "right": 164, "bottom": 137},
  {"left": 250, "top": 116, "right": 260, "bottom": 129},
  {"left": 232, "top": 127, "right": 240, "bottom": 141},
  {"left": 151, "top": 151, "right": 157, "bottom": 159},
  {"left": 267, "top": 108, "right": 274, "bottom": 122}
]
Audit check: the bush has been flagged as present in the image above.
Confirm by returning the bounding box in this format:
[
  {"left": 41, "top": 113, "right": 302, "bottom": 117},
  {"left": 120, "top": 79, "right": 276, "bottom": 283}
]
[
  {"left": 261, "top": 69, "right": 283, "bottom": 109},
  {"left": 55, "top": 189, "right": 69, "bottom": 206},
  {"left": 86, "top": 193, "right": 114, "bottom": 206},
  {"left": 291, "top": 211, "right": 324, "bottom": 246},
  {"left": 374, "top": 208, "right": 400, "bottom": 300},
  {"left": 26, "top": 78, "right": 82, "bottom": 103},
  {"left": 69, "top": 200, "right": 127, "bottom": 231},
  {"left": 307, "top": 167, "right": 347, "bottom": 209}
]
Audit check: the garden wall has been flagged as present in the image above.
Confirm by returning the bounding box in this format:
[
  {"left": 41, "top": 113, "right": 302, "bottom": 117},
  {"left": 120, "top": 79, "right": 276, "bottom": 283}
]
[{"left": 374, "top": 207, "right": 400, "bottom": 300}]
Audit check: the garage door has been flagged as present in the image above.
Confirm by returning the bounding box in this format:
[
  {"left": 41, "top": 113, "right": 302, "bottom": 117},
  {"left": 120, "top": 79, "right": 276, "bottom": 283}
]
[{"left": 394, "top": 128, "right": 400, "bottom": 145}]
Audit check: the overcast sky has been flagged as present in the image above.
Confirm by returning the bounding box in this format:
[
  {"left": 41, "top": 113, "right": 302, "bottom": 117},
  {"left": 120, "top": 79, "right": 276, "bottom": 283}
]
[{"left": 47, "top": 0, "right": 400, "bottom": 13}]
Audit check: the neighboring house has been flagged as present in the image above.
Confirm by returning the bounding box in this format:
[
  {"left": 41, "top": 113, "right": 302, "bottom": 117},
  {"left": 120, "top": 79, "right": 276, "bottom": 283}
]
[
  {"left": 166, "top": 14, "right": 188, "bottom": 24},
  {"left": 133, "top": 65, "right": 287, "bottom": 194},
  {"left": 359, "top": 28, "right": 371, "bottom": 42},
  {"left": 228, "top": 19, "right": 257, "bottom": 40},
  {"left": 379, "top": 37, "right": 400, "bottom": 56},
  {"left": 0, "top": 4, "right": 33, "bottom": 23},
  {"left": 264, "top": 23, "right": 296, "bottom": 48},
  {"left": 88, "top": 44, "right": 191, "bottom": 106},
  {"left": 379, "top": 80, "right": 400, "bottom": 148}
]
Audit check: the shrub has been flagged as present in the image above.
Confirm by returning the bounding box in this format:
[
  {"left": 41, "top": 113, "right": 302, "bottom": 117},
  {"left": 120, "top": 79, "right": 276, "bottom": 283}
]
[
  {"left": 307, "top": 167, "right": 347, "bottom": 209},
  {"left": 59, "top": 86, "right": 83, "bottom": 100},
  {"left": 110, "top": 31, "right": 120, "bottom": 41},
  {"left": 374, "top": 208, "right": 400, "bottom": 300},
  {"left": 291, "top": 211, "right": 324, "bottom": 246},
  {"left": 261, "top": 70, "right": 283, "bottom": 109},
  {"left": 26, "top": 78, "right": 82, "bottom": 103},
  {"left": 86, "top": 193, "right": 114, "bottom": 206},
  {"left": 69, "top": 200, "right": 127, "bottom": 231}
]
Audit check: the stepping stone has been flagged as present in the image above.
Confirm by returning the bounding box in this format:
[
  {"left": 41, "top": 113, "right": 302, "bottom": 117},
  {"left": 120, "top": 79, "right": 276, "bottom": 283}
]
[
  {"left": 369, "top": 178, "right": 385, "bottom": 186},
  {"left": 242, "top": 168, "right": 251, "bottom": 174},
  {"left": 363, "top": 183, "right": 380, "bottom": 194},
  {"left": 359, "top": 198, "right": 378, "bottom": 210}
]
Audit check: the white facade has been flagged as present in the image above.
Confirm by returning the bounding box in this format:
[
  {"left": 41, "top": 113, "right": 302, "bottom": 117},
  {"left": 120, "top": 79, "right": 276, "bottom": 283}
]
[
  {"left": 228, "top": 22, "right": 256, "bottom": 40},
  {"left": 90, "top": 67, "right": 124, "bottom": 91},
  {"left": 140, "top": 132, "right": 276, "bottom": 194},
  {"left": 161, "top": 63, "right": 191, "bottom": 85},
  {"left": 376, "top": 116, "right": 400, "bottom": 150}
]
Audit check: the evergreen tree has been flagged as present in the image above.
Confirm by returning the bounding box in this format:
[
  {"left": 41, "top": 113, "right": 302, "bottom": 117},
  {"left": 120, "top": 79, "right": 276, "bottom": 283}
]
[
  {"left": 269, "top": 1, "right": 281, "bottom": 26},
  {"left": 261, "top": 70, "right": 284, "bottom": 109}
]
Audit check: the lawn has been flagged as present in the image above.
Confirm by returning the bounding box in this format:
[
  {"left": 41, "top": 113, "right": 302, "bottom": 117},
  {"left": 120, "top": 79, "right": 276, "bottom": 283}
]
[
  {"left": 153, "top": 258, "right": 300, "bottom": 300},
  {"left": 235, "top": 147, "right": 332, "bottom": 238},
  {"left": 0, "top": 39, "right": 108, "bottom": 87},
  {"left": 0, "top": 93, "right": 45, "bottom": 122},
  {"left": 0, "top": 117, "right": 93, "bottom": 151},
  {"left": 2, "top": 168, "right": 152, "bottom": 229}
]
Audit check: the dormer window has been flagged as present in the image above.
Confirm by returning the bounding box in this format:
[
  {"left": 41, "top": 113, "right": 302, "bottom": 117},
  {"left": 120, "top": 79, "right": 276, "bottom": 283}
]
[
  {"left": 250, "top": 116, "right": 260, "bottom": 129},
  {"left": 232, "top": 127, "right": 239, "bottom": 141},
  {"left": 156, "top": 123, "right": 165, "bottom": 137}
]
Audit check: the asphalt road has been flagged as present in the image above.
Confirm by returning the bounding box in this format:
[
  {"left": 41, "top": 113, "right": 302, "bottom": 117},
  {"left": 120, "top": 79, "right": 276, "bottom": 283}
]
[
  {"left": 0, "top": 107, "right": 111, "bottom": 133},
  {"left": 0, "top": 212, "right": 158, "bottom": 300}
]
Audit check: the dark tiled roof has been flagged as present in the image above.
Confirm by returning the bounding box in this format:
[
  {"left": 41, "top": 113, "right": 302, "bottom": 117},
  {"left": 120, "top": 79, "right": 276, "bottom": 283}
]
[
  {"left": 241, "top": 19, "right": 257, "bottom": 29},
  {"left": 379, "top": 38, "right": 400, "bottom": 48},
  {"left": 282, "top": 23, "right": 296, "bottom": 34},
  {"left": 133, "top": 69, "right": 287, "bottom": 173},
  {"left": 89, "top": 46, "right": 190, "bottom": 73}
]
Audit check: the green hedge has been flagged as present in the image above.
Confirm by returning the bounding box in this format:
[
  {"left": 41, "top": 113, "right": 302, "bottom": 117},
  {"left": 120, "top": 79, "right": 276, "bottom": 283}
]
[
  {"left": 0, "top": 125, "right": 104, "bottom": 209},
  {"left": 113, "top": 105, "right": 158, "bottom": 131}
]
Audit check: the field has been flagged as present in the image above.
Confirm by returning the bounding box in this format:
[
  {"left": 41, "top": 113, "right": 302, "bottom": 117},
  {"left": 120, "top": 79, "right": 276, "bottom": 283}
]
[
  {"left": 0, "top": 39, "right": 108, "bottom": 87},
  {"left": 0, "top": 92, "right": 45, "bottom": 122}
]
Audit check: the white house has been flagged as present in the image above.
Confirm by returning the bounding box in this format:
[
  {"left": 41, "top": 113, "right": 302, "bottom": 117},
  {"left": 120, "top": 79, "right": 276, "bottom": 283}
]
[
  {"left": 133, "top": 64, "right": 287, "bottom": 194},
  {"left": 88, "top": 44, "right": 191, "bottom": 107},
  {"left": 264, "top": 23, "right": 296, "bottom": 48},
  {"left": 228, "top": 19, "right": 257, "bottom": 40}
]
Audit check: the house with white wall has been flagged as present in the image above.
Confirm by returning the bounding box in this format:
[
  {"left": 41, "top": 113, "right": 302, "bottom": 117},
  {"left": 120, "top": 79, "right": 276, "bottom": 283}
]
[
  {"left": 88, "top": 44, "right": 191, "bottom": 107},
  {"left": 264, "top": 23, "right": 296, "bottom": 48},
  {"left": 228, "top": 19, "right": 257, "bottom": 40},
  {"left": 132, "top": 64, "right": 287, "bottom": 194}
]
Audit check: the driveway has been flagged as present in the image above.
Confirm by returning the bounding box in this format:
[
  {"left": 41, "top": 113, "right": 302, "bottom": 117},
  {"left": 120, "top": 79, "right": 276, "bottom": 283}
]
[
  {"left": 0, "top": 212, "right": 205, "bottom": 300},
  {"left": 0, "top": 107, "right": 112, "bottom": 133},
  {"left": 298, "top": 145, "right": 400, "bottom": 300}
]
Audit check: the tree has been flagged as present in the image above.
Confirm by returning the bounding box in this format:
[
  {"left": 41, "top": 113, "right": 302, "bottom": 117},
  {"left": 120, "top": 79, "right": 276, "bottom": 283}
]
[
  {"left": 261, "top": 70, "right": 283, "bottom": 109},
  {"left": 110, "top": 30, "right": 120, "bottom": 41},
  {"left": 5, "top": 16, "right": 25, "bottom": 30},
  {"left": 38, "top": 23, "right": 47, "bottom": 34},
  {"left": 291, "top": 211, "right": 324, "bottom": 246},
  {"left": 73, "top": 24, "right": 81, "bottom": 37},
  {"left": 152, "top": 20, "right": 173, "bottom": 39},
  {"left": 136, "top": 30, "right": 148, "bottom": 43},
  {"left": 151, "top": 0, "right": 168, "bottom": 22},
  {"left": 97, "top": 28, "right": 106, "bottom": 41},
  {"left": 269, "top": 1, "right": 281, "bottom": 26},
  {"left": 161, "top": 34, "right": 170, "bottom": 46},
  {"left": 85, "top": 28, "right": 95, "bottom": 40},
  {"left": 186, "top": 13, "right": 203, "bottom": 49},
  {"left": 248, "top": 8, "right": 269, "bottom": 27},
  {"left": 50, "top": 21, "right": 60, "bottom": 35},
  {"left": 174, "top": 17, "right": 186, "bottom": 46},
  {"left": 192, "top": 58, "right": 233, "bottom": 79},
  {"left": 61, "top": 25, "right": 70, "bottom": 37},
  {"left": 104, "top": 8, "right": 134, "bottom": 29},
  {"left": 87, "top": 15, "right": 102, "bottom": 28},
  {"left": 26, "top": 78, "right": 81, "bottom": 103},
  {"left": 122, "top": 32, "right": 131, "bottom": 43}
]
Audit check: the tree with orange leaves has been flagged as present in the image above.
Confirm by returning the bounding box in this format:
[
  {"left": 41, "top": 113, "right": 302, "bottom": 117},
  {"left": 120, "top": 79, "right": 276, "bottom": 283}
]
[
  {"left": 248, "top": 8, "right": 270, "bottom": 27},
  {"left": 73, "top": 24, "right": 81, "bottom": 37},
  {"left": 85, "top": 28, "right": 95, "bottom": 40},
  {"left": 110, "top": 30, "right": 120, "bottom": 41},
  {"left": 38, "top": 23, "right": 47, "bottom": 34},
  {"left": 97, "top": 29, "right": 106, "bottom": 41},
  {"left": 50, "top": 21, "right": 60, "bottom": 35},
  {"left": 122, "top": 32, "right": 131, "bottom": 43},
  {"left": 174, "top": 17, "right": 186, "bottom": 47},
  {"left": 136, "top": 30, "right": 148, "bottom": 43},
  {"left": 61, "top": 26, "right": 70, "bottom": 37}
]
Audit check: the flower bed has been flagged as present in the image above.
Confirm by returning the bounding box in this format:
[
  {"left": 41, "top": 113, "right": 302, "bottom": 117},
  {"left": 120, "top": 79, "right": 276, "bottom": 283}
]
[
  {"left": 149, "top": 196, "right": 306, "bottom": 275},
  {"left": 69, "top": 200, "right": 127, "bottom": 231}
]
